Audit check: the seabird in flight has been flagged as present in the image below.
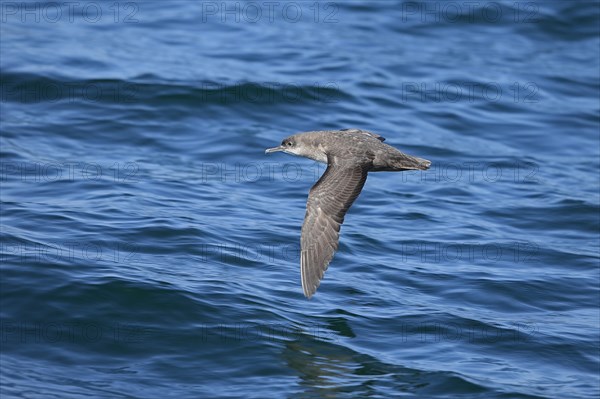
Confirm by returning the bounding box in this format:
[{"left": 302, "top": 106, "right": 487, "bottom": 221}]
[{"left": 265, "top": 128, "right": 431, "bottom": 298}]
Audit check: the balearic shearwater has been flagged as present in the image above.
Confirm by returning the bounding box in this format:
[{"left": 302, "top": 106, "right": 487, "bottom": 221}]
[{"left": 265, "top": 128, "right": 431, "bottom": 298}]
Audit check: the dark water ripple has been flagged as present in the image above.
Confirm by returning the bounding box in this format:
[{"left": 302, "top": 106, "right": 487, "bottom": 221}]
[{"left": 1, "top": 1, "right": 599, "bottom": 398}]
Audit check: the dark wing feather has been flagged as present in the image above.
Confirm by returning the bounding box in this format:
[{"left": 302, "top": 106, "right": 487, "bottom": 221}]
[{"left": 300, "top": 162, "right": 369, "bottom": 298}]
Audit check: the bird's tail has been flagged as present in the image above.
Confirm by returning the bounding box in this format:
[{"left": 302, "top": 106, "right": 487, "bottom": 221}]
[
  {"left": 374, "top": 152, "right": 431, "bottom": 171},
  {"left": 400, "top": 154, "right": 431, "bottom": 170}
]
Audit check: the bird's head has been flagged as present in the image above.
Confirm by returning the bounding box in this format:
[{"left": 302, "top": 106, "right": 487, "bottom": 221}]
[
  {"left": 265, "top": 136, "right": 300, "bottom": 156},
  {"left": 265, "top": 134, "right": 328, "bottom": 163}
]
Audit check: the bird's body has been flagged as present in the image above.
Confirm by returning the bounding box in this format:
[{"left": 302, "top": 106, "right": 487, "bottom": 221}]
[{"left": 266, "top": 129, "right": 430, "bottom": 298}]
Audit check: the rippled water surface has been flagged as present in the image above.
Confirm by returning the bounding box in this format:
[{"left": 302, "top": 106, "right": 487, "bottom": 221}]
[{"left": 1, "top": 1, "right": 599, "bottom": 398}]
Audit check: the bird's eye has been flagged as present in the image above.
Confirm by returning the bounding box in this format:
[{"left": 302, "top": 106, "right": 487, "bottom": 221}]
[{"left": 287, "top": 141, "right": 293, "bottom": 147}]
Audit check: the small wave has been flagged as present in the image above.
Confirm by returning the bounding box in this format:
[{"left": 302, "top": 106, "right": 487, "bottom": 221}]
[{"left": 0, "top": 72, "right": 351, "bottom": 107}]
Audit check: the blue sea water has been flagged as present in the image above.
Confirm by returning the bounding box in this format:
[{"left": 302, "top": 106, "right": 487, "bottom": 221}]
[{"left": 1, "top": 1, "right": 599, "bottom": 398}]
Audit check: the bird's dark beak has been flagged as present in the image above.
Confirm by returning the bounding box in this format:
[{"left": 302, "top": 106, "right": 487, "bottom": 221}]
[{"left": 265, "top": 145, "right": 285, "bottom": 154}]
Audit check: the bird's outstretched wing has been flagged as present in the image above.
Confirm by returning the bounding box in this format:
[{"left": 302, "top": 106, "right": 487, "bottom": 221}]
[{"left": 300, "top": 161, "right": 369, "bottom": 298}]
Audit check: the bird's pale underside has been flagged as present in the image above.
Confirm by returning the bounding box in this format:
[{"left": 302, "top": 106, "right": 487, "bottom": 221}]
[{"left": 265, "top": 129, "right": 431, "bottom": 299}]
